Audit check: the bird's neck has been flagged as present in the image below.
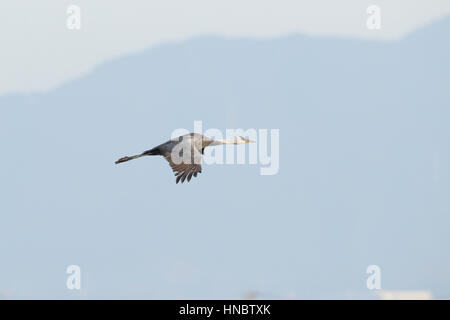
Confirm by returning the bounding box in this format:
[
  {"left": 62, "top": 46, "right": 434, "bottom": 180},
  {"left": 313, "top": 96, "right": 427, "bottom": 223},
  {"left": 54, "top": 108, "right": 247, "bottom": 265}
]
[{"left": 210, "top": 138, "right": 237, "bottom": 146}]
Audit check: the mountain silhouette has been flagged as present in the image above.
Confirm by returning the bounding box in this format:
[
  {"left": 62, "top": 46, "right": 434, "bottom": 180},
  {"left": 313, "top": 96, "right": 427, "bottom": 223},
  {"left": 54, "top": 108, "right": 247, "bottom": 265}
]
[{"left": 0, "top": 17, "right": 449, "bottom": 299}]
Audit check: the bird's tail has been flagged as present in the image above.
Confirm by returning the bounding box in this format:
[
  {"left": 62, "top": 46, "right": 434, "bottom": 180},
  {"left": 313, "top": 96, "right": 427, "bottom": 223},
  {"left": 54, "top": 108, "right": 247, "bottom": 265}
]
[
  {"left": 115, "top": 148, "right": 159, "bottom": 164},
  {"left": 115, "top": 154, "right": 144, "bottom": 164}
]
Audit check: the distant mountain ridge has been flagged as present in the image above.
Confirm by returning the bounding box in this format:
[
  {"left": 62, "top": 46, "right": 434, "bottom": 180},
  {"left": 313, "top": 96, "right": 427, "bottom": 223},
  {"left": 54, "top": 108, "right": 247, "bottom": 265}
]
[{"left": 0, "top": 17, "right": 449, "bottom": 299}]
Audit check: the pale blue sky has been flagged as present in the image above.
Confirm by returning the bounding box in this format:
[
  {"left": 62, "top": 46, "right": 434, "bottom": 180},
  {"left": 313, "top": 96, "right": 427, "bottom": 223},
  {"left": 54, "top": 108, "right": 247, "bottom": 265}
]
[{"left": 0, "top": 10, "right": 450, "bottom": 299}]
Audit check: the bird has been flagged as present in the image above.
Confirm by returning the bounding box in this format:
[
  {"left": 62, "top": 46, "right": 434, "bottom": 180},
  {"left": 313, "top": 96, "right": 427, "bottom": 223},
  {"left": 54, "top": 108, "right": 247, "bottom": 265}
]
[{"left": 115, "top": 133, "right": 255, "bottom": 183}]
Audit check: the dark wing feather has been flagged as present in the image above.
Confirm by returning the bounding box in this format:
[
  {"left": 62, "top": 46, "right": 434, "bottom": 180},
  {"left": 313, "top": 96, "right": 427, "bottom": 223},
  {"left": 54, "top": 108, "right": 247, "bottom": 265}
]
[{"left": 163, "top": 152, "right": 202, "bottom": 184}]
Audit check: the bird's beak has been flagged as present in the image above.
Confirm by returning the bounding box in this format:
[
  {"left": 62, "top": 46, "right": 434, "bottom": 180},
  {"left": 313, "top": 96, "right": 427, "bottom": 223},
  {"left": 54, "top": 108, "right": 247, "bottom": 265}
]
[{"left": 239, "top": 136, "right": 255, "bottom": 143}]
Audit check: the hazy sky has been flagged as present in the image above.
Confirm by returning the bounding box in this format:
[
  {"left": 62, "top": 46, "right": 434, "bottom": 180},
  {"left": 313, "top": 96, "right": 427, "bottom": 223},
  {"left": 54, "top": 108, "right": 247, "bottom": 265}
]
[
  {"left": 1, "top": 2, "right": 450, "bottom": 300},
  {"left": 1, "top": 0, "right": 450, "bottom": 95}
]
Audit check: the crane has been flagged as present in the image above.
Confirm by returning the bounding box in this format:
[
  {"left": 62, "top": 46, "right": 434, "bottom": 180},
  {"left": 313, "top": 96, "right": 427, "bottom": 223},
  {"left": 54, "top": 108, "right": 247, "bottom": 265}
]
[{"left": 115, "top": 133, "right": 254, "bottom": 183}]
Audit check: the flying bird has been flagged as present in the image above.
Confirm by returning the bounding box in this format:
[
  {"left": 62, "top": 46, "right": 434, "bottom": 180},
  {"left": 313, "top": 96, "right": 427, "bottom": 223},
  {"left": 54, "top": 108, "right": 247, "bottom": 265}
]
[{"left": 115, "top": 133, "right": 254, "bottom": 183}]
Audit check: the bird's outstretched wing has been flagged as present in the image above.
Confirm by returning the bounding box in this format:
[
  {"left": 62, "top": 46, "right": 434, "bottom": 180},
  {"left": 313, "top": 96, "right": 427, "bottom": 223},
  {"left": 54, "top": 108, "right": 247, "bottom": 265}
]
[{"left": 163, "top": 152, "right": 202, "bottom": 184}]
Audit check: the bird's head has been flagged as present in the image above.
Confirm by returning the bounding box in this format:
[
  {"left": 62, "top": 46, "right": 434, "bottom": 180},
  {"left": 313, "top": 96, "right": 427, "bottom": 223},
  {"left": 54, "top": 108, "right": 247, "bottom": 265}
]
[{"left": 236, "top": 136, "right": 256, "bottom": 144}]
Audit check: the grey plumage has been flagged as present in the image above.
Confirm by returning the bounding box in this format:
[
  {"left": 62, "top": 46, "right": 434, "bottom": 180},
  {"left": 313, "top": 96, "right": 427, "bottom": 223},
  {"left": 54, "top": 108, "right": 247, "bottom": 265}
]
[
  {"left": 115, "top": 133, "right": 253, "bottom": 184},
  {"left": 115, "top": 133, "right": 210, "bottom": 184}
]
